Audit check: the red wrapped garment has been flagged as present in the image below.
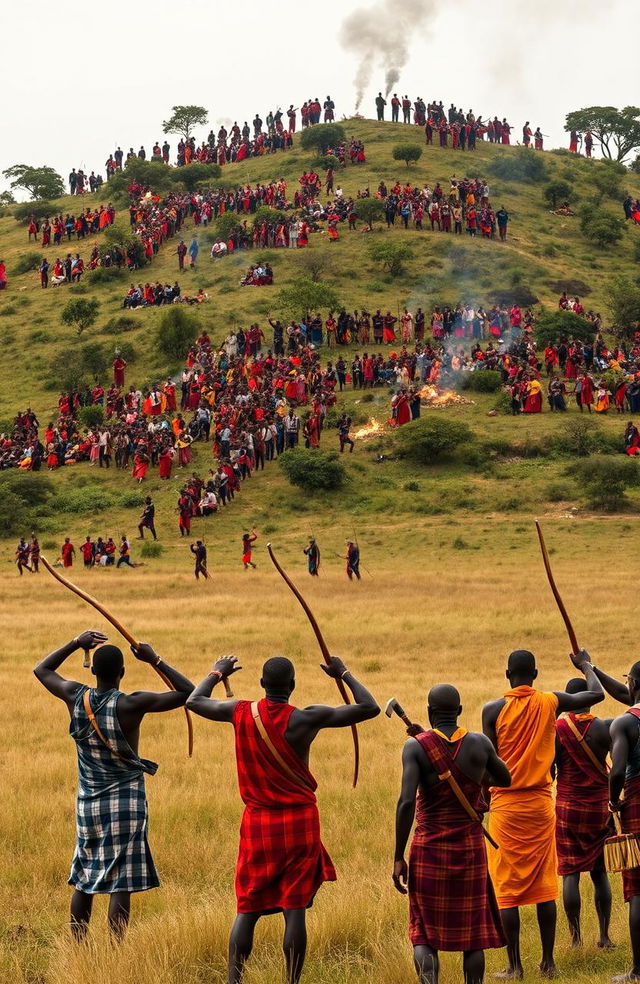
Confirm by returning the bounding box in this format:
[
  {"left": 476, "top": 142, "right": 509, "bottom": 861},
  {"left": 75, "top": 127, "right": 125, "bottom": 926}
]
[
  {"left": 622, "top": 711, "right": 640, "bottom": 902},
  {"left": 232, "top": 698, "right": 336, "bottom": 914},
  {"left": 408, "top": 730, "right": 505, "bottom": 952},
  {"left": 555, "top": 714, "right": 611, "bottom": 876}
]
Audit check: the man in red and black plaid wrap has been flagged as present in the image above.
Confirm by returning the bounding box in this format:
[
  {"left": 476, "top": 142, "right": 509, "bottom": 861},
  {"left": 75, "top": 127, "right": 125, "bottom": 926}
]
[
  {"left": 393, "top": 684, "right": 511, "bottom": 984},
  {"left": 555, "top": 677, "right": 613, "bottom": 948},
  {"left": 187, "top": 652, "right": 379, "bottom": 984}
]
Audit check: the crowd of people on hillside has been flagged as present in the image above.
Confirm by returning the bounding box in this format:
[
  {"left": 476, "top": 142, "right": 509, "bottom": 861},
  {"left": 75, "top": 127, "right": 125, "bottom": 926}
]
[{"left": 29, "top": 206, "right": 116, "bottom": 246}]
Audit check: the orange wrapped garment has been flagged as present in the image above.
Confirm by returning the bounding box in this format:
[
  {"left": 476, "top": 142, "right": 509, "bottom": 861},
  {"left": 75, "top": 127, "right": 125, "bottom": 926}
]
[{"left": 488, "top": 686, "right": 559, "bottom": 909}]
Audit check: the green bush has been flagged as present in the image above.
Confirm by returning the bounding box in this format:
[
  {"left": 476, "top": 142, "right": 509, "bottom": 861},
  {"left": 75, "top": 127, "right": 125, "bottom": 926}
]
[
  {"left": 579, "top": 205, "right": 625, "bottom": 249},
  {"left": 49, "top": 488, "right": 116, "bottom": 514},
  {"left": 488, "top": 148, "right": 548, "bottom": 183},
  {"left": 545, "top": 481, "right": 573, "bottom": 502},
  {"left": 215, "top": 211, "right": 244, "bottom": 242},
  {"left": 394, "top": 416, "right": 473, "bottom": 464},
  {"left": 460, "top": 371, "right": 502, "bottom": 393},
  {"left": 550, "top": 418, "right": 620, "bottom": 457},
  {"left": 156, "top": 306, "right": 199, "bottom": 360},
  {"left": 543, "top": 180, "right": 575, "bottom": 209},
  {"left": 352, "top": 197, "right": 385, "bottom": 230},
  {"left": 89, "top": 265, "right": 125, "bottom": 284},
  {"left": 278, "top": 448, "right": 346, "bottom": 491},
  {"left": 607, "top": 277, "right": 640, "bottom": 335},
  {"left": 0, "top": 472, "right": 54, "bottom": 506},
  {"left": 368, "top": 241, "right": 413, "bottom": 277},
  {"left": 392, "top": 144, "right": 423, "bottom": 167},
  {"left": 310, "top": 155, "right": 339, "bottom": 172},
  {"left": 492, "top": 390, "right": 512, "bottom": 415},
  {"left": 61, "top": 298, "right": 100, "bottom": 335},
  {"left": 300, "top": 124, "right": 346, "bottom": 154},
  {"left": 102, "top": 315, "right": 138, "bottom": 335},
  {"left": 13, "top": 251, "right": 42, "bottom": 276},
  {"left": 570, "top": 457, "right": 640, "bottom": 511},
  {"left": 534, "top": 310, "right": 594, "bottom": 347},
  {"left": 0, "top": 489, "right": 29, "bottom": 536},
  {"left": 12, "top": 201, "right": 54, "bottom": 223},
  {"left": 120, "top": 491, "right": 146, "bottom": 508},
  {"left": 78, "top": 405, "right": 105, "bottom": 429},
  {"left": 140, "top": 541, "right": 163, "bottom": 558}
]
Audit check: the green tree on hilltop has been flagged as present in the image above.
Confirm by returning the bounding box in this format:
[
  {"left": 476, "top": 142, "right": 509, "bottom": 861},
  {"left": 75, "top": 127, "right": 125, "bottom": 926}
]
[
  {"left": 392, "top": 144, "right": 423, "bottom": 167},
  {"left": 162, "top": 105, "right": 209, "bottom": 142},
  {"left": 564, "top": 106, "right": 640, "bottom": 162},
  {"left": 3, "top": 164, "right": 65, "bottom": 200}
]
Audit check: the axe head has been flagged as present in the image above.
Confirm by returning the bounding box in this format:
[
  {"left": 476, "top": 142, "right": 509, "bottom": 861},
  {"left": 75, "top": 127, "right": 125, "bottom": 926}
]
[{"left": 385, "top": 697, "right": 405, "bottom": 719}]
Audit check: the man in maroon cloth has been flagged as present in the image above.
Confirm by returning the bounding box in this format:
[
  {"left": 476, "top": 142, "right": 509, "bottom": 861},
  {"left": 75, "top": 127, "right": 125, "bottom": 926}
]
[
  {"left": 113, "top": 354, "right": 127, "bottom": 388},
  {"left": 187, "top": 653, "right": 379, "bottom": 984},
  {"left": 555, "top": 678, "right": 613, "bottom": 948},
  {"left": 393, "top": 684, "right": 510, "bottom": 984}
]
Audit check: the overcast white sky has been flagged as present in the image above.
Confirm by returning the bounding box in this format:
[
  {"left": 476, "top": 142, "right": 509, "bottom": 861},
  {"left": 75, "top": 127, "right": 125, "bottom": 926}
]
[{"left": 2, "top": 0, "right": 638, "bottom": 197}]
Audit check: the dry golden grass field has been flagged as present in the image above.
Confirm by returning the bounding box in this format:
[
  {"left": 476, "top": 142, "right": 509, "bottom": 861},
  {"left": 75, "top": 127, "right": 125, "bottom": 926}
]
[{"left": 1, "top": 515, "right": 639, "bottom": 984}]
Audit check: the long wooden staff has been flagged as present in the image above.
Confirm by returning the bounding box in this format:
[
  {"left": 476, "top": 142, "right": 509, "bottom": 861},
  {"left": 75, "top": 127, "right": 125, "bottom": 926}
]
[
  {"left": 267, "top": 543, "right": 360, "bottom": 788},
  {"left": 534, "top": 521, "right": 580, "bottom": 655},
  {"left": 40, "top": 555, "right": 203, "bottom": 756}
]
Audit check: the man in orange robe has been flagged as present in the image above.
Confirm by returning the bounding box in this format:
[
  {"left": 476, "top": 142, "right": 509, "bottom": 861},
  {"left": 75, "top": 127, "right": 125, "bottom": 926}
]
[{"left": 482, "top": 650, "right": 604, "bottom": 977}]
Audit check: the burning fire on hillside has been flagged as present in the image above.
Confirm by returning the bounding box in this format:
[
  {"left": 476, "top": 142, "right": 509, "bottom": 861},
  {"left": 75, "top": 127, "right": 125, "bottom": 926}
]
[
  {"left": 418, "top": 385, "right": 472, "bottom": 407},
  {"left": 354, "top": 417, "right": 385, "bottom": 440}
]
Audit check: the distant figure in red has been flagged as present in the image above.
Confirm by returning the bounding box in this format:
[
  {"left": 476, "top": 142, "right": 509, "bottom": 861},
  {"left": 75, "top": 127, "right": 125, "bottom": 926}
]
[
  {"left": 185, "top": 653, "right": 379, "bottom": 984},
  {"left": 178, "top": 490, "right": 193, "bottom": 537},
  {"left": 132, "top": 449, "right": 149, "bottom": 482},
  {"left": 61, "top": 537, "right": 75, "bottom": 568},
  {"left": 625, "top": 422, "right": 640, "bottom": 456},
  {"left": 396, "top": 391, "right": 412, "bottom": 426},
  {"left": 242, "top": 530, "right": 257, "bottom": 569},
  {"left": 577, "top": 372, "right": 594, "bottom": 413},
  {"left": 585, "top": 130, "right": 594, "bottom": 158},
  {"left": 158, "top": 447, "right": 173, "bottom": 479},
  {"left": 113, "top": 355, "right": 127, "bottom": 387},
  {"left": 569, "top": 130, "right": 580, "bottom": 153}
]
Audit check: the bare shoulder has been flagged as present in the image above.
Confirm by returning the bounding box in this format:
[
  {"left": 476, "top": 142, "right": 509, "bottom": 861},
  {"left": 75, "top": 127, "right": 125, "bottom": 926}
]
[
  {"left": 611, "top": 712, "right": 637, "bottom": 737},
  {"left": 482, "top": 698, "right": 506, "bottom": 722}
]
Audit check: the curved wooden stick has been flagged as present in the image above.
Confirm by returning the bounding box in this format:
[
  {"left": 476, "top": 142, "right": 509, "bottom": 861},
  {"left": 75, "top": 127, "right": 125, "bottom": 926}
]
[
  {"left": 40, "top": 555, "right": 199, "bottom": 755},
  {"left": 535, "top": 521, "right": 580, "bottom": 656},
  {"left": 267, "top": 543, "right": 360, "bottom": 788}
]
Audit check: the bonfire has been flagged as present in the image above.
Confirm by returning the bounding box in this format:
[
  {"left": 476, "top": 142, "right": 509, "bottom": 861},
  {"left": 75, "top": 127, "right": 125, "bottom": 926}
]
[
  {"left": 354, "top": 417, "right": 385, "bottom": 440},
  {"left": 418, "top": 385, "right": 472, "bottom": 407}
]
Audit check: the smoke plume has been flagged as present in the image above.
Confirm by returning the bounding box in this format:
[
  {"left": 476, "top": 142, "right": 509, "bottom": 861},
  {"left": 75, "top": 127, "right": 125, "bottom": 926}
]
[{"left": 340, "top": 0, "right": 437, "bottom": 111}]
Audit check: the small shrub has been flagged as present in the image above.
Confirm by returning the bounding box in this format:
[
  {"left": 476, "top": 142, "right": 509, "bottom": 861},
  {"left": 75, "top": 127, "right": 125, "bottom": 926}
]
[
  {"left": 120, "top": 491, "right": 146, "bottom": 508},
  {"left": 461, "top": 370, "right": 502, "bottom": 393},
  {"left": 492, "top": 390, "right": 512, "bottom": 415},
  {"left": 392, "top": 143, "right": 423, "bottom": 167},
  {"left": 394, "top": 416, "right": 473, "bottom": 464},
  {"left": 299, "top": 123, "right": 346, "bottom": 154},
  {"left": 403, "top": 481, "right": 421, "bottom": 492},
  {"left": 580, "top": 205, "right": 625, "bottom": 250},
  {"left": 570, "top": 457, "right": 640, "bottom": 511},
  {"left": 13, "top": 251, "right": 42, "bottom": 276},
  {"left": 140, "top": 541, "right": 163, "bottom": 558},
  {"left": 156, "top": 307, "right": 199, "bottom": 360},
  {"left": 368, "top": 241, "right": 414, "bottom": 277},
  {"left": 0, "top": 305, "right": 17, "bottom": 317},
  {"left": 453, "top": 537, "right": 470, "bottom": 550},
  {"left": 42, "top": 539, "right": 58, "bottom": 550},
  {"left": 534, "top": 310, "right": 594, "bottom": 348},
  {"left": 278, "top": 448, "right": 346, "bottom": 491},
  {"left": 49, "top": 488, "right": 116, "bottom": 514},
  {"left": 546, "top": 279, "right": 591, "bottom": 296},
  {"left": 61, "top": 298, "right": 100, "bottom": 335},
  {"left": 545, "top": 481, "right": 573, "bottom": 502},
  {"left": 78, "top": 405, "right": 105, "bottom": 430},
  {"left": 488, "top": 148, "right": 548, "bottom": 183},
  {"left": 552, "top": 417, "right": 610, "bottom": 457},
  {"left": 88, "top": 265, "right": 125, "bottom": 285}
]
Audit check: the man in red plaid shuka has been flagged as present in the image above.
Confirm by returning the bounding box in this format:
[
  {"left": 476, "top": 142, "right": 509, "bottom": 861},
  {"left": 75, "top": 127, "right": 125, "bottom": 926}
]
[
  {"left": 555, "top": 678, "right": 613, "bottom": 948},
  {"left": 393, "top": 684, "right": 511, "bottom": 984},
  {"left": 187, "top": 652, "right": 379, "bottom": 984}
]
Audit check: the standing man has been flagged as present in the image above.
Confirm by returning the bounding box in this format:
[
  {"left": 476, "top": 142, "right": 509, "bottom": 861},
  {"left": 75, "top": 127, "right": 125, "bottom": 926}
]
[
  {"left": 337, "top": 412, "right": 354, "bottom": 453},
  {"left": 177, "top": 240, "right": 187, "bottom": 271},
  {"left": 609, "top": 660, "right": 640, "bottom": 981},
  {"left": 33, "top": 633, "right": 194, "bottom": 939},
  {"left": 137, "top": 496, "right": 158, "bottom": 541},
  {"left": 116, "top": 535, "right": 135, "bottom": 568},
  {"left": 393, "top": 684, "right": 511, "bottom": 984},
  {"left": 391, "top": 93, "right": 400, "bottom": 123},
  {"left": 61, "top": 537, "right": 75, "bottom": 568},
  {"left": 186, "top": 652, "right": 379, "bottom": 984},
  {"left": 376, "top": 92, "right": 386, "bottom": 121},
  {"left": 303, "top": 537, "right": 320, "bottom": 576},
  {"left": 346, "top": 539, "right": 361, "bottom": 581},
  {"left": 482, "top": 649, "right": 604, "bottom": 978},
  {"left": 190, "top": 540, "right": 210, "bottom": 580},
  {"left": 496, "top": 207, "right": 509, "bottom": 242},
  {"left": 555, "top": 677, "right": 613, "bottom": 948},
  {"left": 16, "top": 537, "right": 32, "bottom": 575},
  {"left": 189, "top": 236, "right": 199, "bottom": 270}
]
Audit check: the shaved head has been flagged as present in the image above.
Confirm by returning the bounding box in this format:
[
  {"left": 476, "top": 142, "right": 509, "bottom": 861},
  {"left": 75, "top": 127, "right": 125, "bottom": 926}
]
[
  {"left": 93, "top": 644, "right": 124, "bottom": 679},
  {"left": 565, "top": 677, "right": 588, "bottom": 694},
  {"left": 507, "top": 650, "right": 536, "bottom": 678},
  {"left": 261, "top": 656, "right": 295, "bottom": 692},
  {"left": 628, "top": 661, "right": 640, "bottom": 682},
  {"left": 428, "top": 684, "right": 461, "bottom": 715}
]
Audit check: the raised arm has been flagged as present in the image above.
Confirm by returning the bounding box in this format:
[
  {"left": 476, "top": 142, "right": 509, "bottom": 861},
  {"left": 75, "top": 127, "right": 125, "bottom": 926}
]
[
  {"left": 119, "top": 642, "right": 196, "bottom": 722},
  {"left": 393, "top": 739, "right": 422, "bottom": 895},
  {"left": 185, "top": 656, "right": 241, "bottom": 723},
  {"left": 298, "top": 656, "right": 380, "bottom": 730},
  {"left": 556, "top": 653, "right": 604, "bottom": 711},
  {"left": 571, "top": 649, "right": 631, "bottom": 705},
  {"left": 34, "top": 630, "right": 107, "bottom": 707},
  {"left": 609, "top": 715, "right": 635, "bottom": 809}
]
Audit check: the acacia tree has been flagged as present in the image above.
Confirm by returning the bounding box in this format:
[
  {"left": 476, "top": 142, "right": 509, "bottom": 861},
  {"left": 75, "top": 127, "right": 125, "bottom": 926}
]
[
  {"left": 3, "top": 164, "right": 65, "bottom": 200},
  {"left": 564, "top": 106, "right": 640, "bottom": 162},
  {"left": 277, "top": 279, "right": 340, "bottom": 321},
  {"left": 392, "top": 144, "right": 423, "bottom": 167},
  {"left": 162, "top": 105, "right": 209, "bottom": 142},
  {"left": 61, "top": 298, "right": 100, "bottom": 335}
]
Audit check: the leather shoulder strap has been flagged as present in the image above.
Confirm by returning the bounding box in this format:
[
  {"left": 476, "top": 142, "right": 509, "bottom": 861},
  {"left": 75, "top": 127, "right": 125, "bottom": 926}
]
[
  {"left": 251, "top": 701, "right": 313, "bottom": 790},
  {"left": 82, "top": 689, "right": 129, "bottom": 764},
  {"left": 563, "top": 713, "right": 609, "bottom": 777}
]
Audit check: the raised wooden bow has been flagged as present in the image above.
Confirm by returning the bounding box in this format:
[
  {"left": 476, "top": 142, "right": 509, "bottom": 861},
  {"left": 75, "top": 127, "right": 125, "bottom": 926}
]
[
  {"left": 535, "top": 521, "right": 580, "bottom": 656},
  {"left": 40, "top": 555, "right": 194, "bottom": 756},
  {"left": 267, "top": 543, "right": 360, "bottom": 787}
]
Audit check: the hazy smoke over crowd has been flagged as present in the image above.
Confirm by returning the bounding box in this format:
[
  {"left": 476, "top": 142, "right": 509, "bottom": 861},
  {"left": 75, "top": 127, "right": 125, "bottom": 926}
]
[{"left": 341, "top": 0, "right": 437, "bottom": 111}]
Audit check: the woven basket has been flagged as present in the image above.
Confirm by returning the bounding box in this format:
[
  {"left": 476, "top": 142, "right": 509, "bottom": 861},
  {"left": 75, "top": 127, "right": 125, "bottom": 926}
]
[{"left": 604, "top": 812, "right": 640, "bottom": 873}]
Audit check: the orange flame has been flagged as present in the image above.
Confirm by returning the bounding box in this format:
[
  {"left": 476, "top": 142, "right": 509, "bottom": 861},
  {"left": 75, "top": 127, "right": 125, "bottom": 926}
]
[
  {"left": 418, "top": 385, "right": 471, "bottom": 407},
  {"left": 354, "top": 417, "right": 385, "bottom": 439}
]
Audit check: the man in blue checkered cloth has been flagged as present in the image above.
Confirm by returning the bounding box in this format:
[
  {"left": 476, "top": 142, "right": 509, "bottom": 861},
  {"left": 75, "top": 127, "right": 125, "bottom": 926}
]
[{"left": 34, "top": 631, "right": 193, "bottom": 940}]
